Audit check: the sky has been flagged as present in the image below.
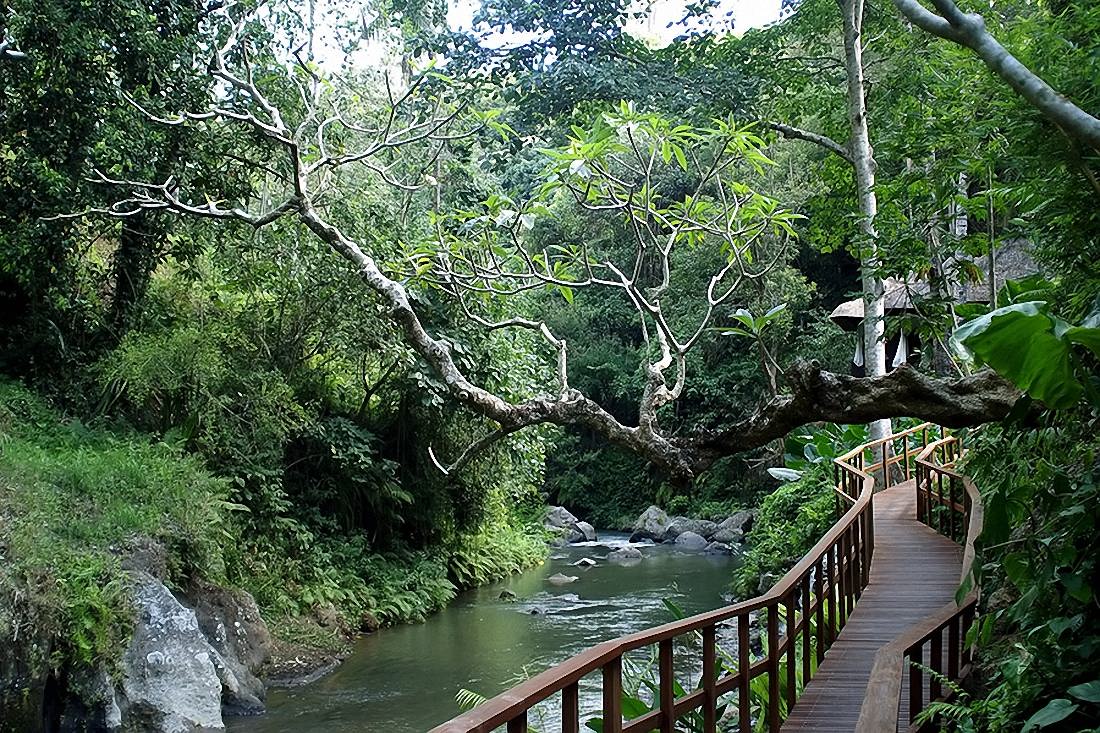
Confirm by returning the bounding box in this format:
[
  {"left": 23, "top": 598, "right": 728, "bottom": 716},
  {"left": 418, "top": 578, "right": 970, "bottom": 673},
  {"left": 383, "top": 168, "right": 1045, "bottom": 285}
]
[{"left": 445, "top": 0, "right": 785, "bottom": 47}]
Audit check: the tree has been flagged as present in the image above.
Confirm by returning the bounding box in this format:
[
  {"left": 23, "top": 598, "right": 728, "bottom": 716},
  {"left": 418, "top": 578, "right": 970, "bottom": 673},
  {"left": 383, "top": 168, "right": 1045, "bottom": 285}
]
[
  {"left": 891, "top": 0, "right": 1100, "bottom": 152},
  {"left": 68, "top": 3, "right": 1018, "bottom": 482}
]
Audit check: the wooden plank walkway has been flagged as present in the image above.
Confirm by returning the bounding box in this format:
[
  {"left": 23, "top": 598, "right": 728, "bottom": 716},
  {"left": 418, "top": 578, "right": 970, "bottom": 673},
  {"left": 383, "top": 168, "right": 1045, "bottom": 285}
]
[{"left": 782, "top": 480, "right": 963, "bottom": 732}]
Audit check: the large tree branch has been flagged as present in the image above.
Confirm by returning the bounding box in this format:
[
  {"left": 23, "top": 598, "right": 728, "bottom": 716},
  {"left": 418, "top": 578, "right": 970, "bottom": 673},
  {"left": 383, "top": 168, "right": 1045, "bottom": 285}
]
[
  {"left": 893, "top": 0, "right": 1100, "bottom": 151},
  {"left": 75, "top": 7, "right": 1025, "bottom": 485},
  {"left": 681, "top": 362, "right": 1019, "bottom": 473}
]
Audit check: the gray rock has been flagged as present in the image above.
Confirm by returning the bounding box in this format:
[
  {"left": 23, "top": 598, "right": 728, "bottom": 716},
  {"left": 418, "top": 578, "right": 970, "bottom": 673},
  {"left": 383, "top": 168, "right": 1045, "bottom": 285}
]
[
  {"left": 665, "top": 518, "right": 719, "bottom": 541},
  {"left": 499, "top": 589, "right": 518, "bottom": 601},
  {"left": 673, "top": 531, "right": 708, "bottom": 551},
  {"left": 544, "top": 506, "right": 580, "bottom": 530},
  {"left": 573, "top": 521, "right": 597, "bottom": 542},
  {"left": 182, "top": 579, "right": 271, "bottom": 716},
  {"left": 630, "top": 506, "right": 670, "bottom": 542},
  {"left": 711, "top": 527, "right": 744, "bottom": 545},
  {"left": 571, "top": 557, "right": 597, "bottom": 568},
  {"left": 719, "top": 510, "right": 756, "bottom": 535},
  {"left": 116, "top": 572, "right": 226, "bottom": 732},
  {"left": 607, "top": 546, "right": 643, "bottom": 564},
  {"left": 547, "top": 573, "right": 579, "bottom": 585},
  {"left": 704, "top": 541, "right": 736, "bottom": 556}
]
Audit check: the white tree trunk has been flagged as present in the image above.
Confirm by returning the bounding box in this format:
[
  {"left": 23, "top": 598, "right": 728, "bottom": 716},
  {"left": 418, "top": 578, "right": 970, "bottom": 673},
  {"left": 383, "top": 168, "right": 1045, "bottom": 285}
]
[{"left": 840, "top": 0, "right": 892, "bottom": 451}]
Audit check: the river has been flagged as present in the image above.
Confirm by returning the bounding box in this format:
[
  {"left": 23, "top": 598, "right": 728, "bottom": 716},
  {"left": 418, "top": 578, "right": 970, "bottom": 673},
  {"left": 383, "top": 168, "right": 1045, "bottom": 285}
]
[{"left": 227, "top": 532, "right": 738, "bottom": 732}]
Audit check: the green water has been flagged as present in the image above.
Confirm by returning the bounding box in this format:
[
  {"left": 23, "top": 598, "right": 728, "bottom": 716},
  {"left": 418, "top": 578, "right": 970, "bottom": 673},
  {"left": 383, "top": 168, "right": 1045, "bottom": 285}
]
[{"left": 228, "top": 533, "right": 737, "bottom": 732}]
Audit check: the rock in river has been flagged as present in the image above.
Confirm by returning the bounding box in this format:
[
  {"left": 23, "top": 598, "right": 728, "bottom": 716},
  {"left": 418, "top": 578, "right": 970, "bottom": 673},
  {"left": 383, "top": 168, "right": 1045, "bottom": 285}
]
[
  {"left": 573, "top": 521, "right": 598, "bottom": 542},
  {"left": 544, "top": 506, "right": 580, "bottom": 530},
  {"left": 704, "top": 541, "right": 736, "bottom": 556},
  {"left": 673, "top": 531, "right": 709, "bottom": 551},
  {"left": 664, "top": 518, "right": 718, "bottom": 541},
  {"left": 607, "top": 546, "right": 643, "bottom": 564},
  {"left": 547, "top": 573, "right": 579, "bottom": 585},
  {"left": 630, "top": 505, "right": 671, "bottom": 542}
]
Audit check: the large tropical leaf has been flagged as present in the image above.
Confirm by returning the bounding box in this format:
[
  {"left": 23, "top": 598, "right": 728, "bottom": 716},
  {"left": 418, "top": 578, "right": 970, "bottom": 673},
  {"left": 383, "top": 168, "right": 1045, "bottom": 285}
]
[{"left": 954, "top": 302, "right": 1083, "bottom": 408}]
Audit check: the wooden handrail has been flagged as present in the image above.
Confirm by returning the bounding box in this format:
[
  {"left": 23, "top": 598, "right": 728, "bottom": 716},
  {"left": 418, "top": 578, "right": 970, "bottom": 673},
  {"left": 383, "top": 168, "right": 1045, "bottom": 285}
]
[
  {"left": 856, "top": 435, "right": 984, "bottom": 732},
  {"left": 431, "top": 424, "right": 936, "bottom": 733}
]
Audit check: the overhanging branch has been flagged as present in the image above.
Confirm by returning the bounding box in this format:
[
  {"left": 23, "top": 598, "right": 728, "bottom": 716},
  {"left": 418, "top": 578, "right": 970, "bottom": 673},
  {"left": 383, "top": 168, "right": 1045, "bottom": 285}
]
[{"left": 893, "top": 0, "right": 1100, "bottom": 151}]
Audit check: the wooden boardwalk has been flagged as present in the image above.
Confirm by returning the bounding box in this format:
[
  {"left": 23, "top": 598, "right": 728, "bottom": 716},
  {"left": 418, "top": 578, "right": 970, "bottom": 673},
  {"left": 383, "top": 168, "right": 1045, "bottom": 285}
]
[{"left": 781, "top": 480, "right": 963, "bottom": 732}]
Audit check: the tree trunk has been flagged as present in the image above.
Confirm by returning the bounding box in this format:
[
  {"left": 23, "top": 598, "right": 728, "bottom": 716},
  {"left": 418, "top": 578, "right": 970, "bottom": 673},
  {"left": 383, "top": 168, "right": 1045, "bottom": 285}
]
[{"left": 840, "top": 0, "right": 892, "bottom": 451}]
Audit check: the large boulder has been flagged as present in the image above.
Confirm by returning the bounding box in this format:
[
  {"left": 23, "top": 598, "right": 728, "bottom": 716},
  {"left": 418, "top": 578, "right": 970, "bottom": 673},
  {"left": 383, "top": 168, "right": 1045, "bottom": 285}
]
[
  {"left": 607, "top": 546, "right": 643, "bottom": 564},
  {"left": 630, "top": 506, "right": 671, "bottom": 542},
  {"left": 704, "top": 541, "right": 738, "bottom": 556},
  {"left": 545, "top": 507, "right": 596, "bottom": 544},
  {"left": 115, "top": 571, "right": 227, "bottom": 732},
  {"left": 573, "top": 521, "right": 597, "bottom": 543},
  {"left": 719, "top": 510, "right": 756, "bottom": 535},
  {"left": 181, "top": 579, "right": 272, "bottom": 716},
  {"left": 664, "top": 518, "right": 719, "bottom": 541},
  {"left": 711, "top": 527, "right": 744, "bottom": 545},
  {"left": 673, "top": 531, "right": 709, "bottom": 551},
  {"left": 544, "top": 506, "right": 580, "bottom": 531}
]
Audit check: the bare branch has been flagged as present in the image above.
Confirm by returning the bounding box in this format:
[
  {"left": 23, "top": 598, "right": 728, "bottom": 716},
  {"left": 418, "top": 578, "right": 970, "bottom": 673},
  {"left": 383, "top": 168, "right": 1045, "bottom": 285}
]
[{"left": 767, "top": 122, "right": 852, "bottom": 163}]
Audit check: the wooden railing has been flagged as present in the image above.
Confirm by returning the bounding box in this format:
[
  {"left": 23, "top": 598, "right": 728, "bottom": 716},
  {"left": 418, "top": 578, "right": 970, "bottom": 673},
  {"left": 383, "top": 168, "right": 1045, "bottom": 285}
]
[
  {"left": 857, "top": 435, "right": 984, "bottom": 732},
  {"left": 431, "top": 424, "right": 936, "bottom": 733}
]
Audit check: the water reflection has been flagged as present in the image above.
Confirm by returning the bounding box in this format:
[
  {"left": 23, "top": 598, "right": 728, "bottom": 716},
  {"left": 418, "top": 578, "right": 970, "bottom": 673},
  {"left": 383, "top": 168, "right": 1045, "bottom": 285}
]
[{"left": 228, "top": 533, "right": 737, "bottom": 733}]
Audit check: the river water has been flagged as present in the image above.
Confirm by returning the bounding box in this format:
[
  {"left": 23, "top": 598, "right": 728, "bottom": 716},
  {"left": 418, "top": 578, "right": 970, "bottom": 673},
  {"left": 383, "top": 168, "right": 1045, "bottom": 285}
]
[{"left": 228, "top": 533, "right": 738, "bottom": 733}]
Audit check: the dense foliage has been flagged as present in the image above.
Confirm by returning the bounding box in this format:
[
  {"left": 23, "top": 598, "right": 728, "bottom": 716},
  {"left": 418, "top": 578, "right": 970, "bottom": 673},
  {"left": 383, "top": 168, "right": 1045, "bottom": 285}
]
[{"left": 1, "top": 0, "right": 1099, "bottom": 728}]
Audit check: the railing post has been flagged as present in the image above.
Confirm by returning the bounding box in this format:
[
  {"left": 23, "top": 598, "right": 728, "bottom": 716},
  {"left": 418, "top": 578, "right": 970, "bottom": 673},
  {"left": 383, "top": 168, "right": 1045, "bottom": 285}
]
[
  {"left": 738, "top": 614, "right": 751, "bottom": 733},
  {"left": 947, "top": 616, "right": 960, "bottom": 683},
  {"left": 908, "top": 645, "right": 923, "bottom": 725},
  {"left": 703, "top": 625, "right": 717, "bottom": 733},
  {"left": 658, "top": 640, "right": 673, "bottom": 733},
  {"left": 603, "top": 657, "right": 623, "bottom": 733},
  {"left": 930, "top": 627, "right": 943, "bottom": 703},
  {"left": 801, "top": 579, "right": 812, "bottom": 685},
  {"left": 814, "top": 559, "right": 826, "bottom": 662},
  {"left": 903, "top": 436, "right": 911, "bottom": 480},
  {"left": 563, "top": 682, "right": 580, "bottom": 733},
  {"left": 826, "top": 546, "right": 837, "bottom": 644},
  {"left": 785, "top": 595, "right": 796, "bottom": 713},
  {"left": 508, "top": 712, "right": 527, "bottom": 733},
  {"left": 767, "top": 605, "right": 781, "bottom": 730}
]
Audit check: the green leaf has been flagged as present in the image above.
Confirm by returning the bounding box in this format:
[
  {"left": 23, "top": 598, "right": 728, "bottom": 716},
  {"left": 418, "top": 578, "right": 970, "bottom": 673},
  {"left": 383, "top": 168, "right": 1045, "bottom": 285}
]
[
  {"left": 1068, "top": 681, "right": 1100, "bottom": 703},
  {"left": 954, "top": 302, "right": 1081, "bottom": 408},
  {"left": 1021, "top": 699, "right": 1077, "bottom": 731}
]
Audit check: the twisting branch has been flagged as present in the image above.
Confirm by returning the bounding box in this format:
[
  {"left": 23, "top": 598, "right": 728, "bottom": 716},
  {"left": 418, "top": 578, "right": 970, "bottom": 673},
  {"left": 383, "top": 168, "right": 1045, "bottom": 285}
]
[
  {"left": 892, "top": 0, "right": 1100, "bottom": 151},
  {"left": 1, "top": 24, "right": 27, "bottom": 61},
  {"left": 70, "top": 5, "right": 1020, "bottom": 483}
]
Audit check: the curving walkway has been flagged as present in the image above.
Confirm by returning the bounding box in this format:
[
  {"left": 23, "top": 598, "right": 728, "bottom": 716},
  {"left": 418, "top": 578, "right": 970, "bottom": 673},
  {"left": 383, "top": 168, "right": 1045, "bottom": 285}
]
[{"left": 781, "top": 481, "right": 963, "bottom": 732}]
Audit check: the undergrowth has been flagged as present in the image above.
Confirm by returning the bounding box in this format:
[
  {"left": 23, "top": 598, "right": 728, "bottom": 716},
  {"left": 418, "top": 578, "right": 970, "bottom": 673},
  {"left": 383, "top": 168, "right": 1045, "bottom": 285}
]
[
  {"left": 731, "top": 462, "right": 833, "bottom": 598},
  {"left": 0, "top": 380, "right": 549, "bottom": 670},
  {"left": 0, "top": 380, "right": 229, "bottom": 666}
]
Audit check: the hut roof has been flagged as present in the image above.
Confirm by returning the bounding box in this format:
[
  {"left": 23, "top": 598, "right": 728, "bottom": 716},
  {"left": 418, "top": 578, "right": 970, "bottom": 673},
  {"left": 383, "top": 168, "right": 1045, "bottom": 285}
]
[{"left": 827, "top": 239, "right": 1041, "bottom": 331}]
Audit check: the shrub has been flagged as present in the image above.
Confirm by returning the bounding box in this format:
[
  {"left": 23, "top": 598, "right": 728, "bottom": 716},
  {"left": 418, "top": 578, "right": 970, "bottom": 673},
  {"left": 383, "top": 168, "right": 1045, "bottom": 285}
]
[{"left": 731, "top": 463, "right": 833, "bottom": 598}]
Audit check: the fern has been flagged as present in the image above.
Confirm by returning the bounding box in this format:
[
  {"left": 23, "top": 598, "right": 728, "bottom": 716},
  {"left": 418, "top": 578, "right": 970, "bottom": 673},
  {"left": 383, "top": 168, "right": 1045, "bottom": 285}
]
[{"left": 455, "top": 688, "right": 488, "bottom": 712}]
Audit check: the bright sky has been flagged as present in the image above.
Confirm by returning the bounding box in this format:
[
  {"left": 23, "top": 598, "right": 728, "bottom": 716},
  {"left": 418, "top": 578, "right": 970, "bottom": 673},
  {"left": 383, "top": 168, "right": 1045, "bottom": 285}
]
[{"left": 446, "top": 0, "right": 784, "bottom": 46}]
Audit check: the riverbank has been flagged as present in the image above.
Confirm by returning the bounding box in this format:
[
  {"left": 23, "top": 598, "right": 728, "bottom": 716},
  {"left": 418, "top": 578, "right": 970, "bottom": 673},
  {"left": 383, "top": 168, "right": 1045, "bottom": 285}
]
[
  {"left": 227, "top": 533, "right": 739, "bottom": 732},
  {"left": 0, "top": 381, "right": 549, "bottom": 732}
]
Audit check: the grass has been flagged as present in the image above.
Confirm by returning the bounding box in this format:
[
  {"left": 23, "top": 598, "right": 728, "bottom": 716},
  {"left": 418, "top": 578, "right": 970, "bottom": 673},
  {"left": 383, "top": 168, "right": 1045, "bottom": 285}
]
[{"left": 0, "top": 380, "right": 229, "bottom": 665}]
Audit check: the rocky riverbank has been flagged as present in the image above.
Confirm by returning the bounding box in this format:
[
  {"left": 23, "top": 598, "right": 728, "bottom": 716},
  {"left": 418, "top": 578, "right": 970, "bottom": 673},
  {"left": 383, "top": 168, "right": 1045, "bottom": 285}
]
[
  {"left": 543, "top": 504, "right": 755, "bottom": 558},
  {"left": 0, "top": 538, "right": 347, "bottom": 733}
]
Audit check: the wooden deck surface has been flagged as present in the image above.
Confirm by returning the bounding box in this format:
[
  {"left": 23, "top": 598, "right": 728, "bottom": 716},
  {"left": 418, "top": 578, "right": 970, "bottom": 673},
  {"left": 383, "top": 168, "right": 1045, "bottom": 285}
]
[{"left": 781, "top": 480, "right": 963, "bottom": 732}]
